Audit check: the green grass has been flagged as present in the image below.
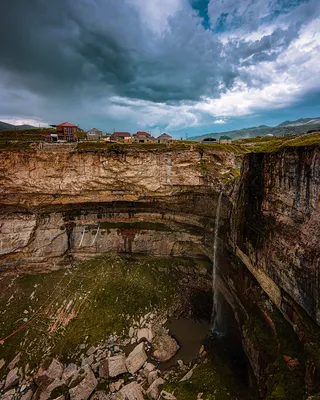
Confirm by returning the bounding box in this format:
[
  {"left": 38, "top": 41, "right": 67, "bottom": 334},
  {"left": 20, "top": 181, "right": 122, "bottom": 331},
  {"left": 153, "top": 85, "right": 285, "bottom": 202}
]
[
  {"left": 0, "top": 128, "right": 54, "bottom": 149},
  {"left": 235, "top": 132, "right": 320, "bottom": 153},
  {"left": 164, "top": 362, "right": 235, "bottom": 400},
  {"left": 196, "top": 143, "right": 251, "bottom": 154},
  {"left": 0, "top": 254, "right": 198, "bottom": 372}
]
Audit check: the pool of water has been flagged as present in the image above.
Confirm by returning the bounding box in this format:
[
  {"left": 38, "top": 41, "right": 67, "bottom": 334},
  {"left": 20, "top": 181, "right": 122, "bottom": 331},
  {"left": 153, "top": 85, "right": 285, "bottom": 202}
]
[{"left": 160, "top": 317, "right": 210, "bottom": 369}]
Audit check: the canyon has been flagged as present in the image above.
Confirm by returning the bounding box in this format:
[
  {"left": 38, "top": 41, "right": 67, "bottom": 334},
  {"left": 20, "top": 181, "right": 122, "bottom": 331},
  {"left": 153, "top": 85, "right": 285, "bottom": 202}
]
[{"left": 0, "top": 142, "right": 319, "bottom": 399}]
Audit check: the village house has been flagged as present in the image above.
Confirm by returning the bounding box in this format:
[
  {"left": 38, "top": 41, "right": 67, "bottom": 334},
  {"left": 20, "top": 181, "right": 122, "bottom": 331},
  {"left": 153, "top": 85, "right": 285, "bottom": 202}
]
[
  {"left": 49, "top": 122, "right": 78, "bottom": 142},
  {"left": 157, "top": 133, "right": 173, "bottom": 143},
  {"left": 133, "top": 131, "right": 155, "bottom": 143},
  {"left": 219, "top": 135, "right": 232, "bottom": 144},
  {"left": 111, "top": 132, "right": 131, "bottom": 142},
  {"left": 87, "top": 128, "right": 103, "bottom": 141}
]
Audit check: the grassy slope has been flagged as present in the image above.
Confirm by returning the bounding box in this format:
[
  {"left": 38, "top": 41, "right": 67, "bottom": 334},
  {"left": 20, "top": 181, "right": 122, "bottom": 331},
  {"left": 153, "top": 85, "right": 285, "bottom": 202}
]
[
  {"left": 235, "top": 132, "right": 320, "bottom": 152},
  {"left": 0, "top": 254, "right": 197, "bottom": 371},
  {"left": 0, "top": 128, "right": 55, "bottom": 149}
]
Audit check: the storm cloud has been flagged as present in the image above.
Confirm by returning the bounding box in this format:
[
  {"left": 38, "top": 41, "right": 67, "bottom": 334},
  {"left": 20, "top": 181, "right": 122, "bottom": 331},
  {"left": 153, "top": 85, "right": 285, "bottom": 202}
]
[{"left": 0, "top": 0, "right": 319, "bottom": 134}]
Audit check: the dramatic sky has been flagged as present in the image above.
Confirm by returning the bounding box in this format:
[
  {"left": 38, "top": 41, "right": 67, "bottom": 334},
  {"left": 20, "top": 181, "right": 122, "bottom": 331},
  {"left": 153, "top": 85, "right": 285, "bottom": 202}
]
[{"left": 1, "top": 0, "right": 320, "bottom": 137}]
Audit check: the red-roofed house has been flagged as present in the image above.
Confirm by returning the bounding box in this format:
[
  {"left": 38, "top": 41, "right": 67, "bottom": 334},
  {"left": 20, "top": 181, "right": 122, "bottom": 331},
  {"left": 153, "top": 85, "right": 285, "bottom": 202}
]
[
  {"left": 111, "top": 132, "right": 131, "bottom": 142},
  {"left": 56, "top": 122, "right": 78, "bottom": 141},
  {"left": 133, "top": 131, "right": 155, "bottom": 143}
]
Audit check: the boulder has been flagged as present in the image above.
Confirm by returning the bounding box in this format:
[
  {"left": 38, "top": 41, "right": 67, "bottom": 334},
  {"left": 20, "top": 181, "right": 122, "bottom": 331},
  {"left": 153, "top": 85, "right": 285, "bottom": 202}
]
[
  {"left": 2, "top": 389, "right": 16, "bottom": 400},
  {"left": 146, "top": 378, "right": 164, "bottom": 400},
  {"left": 110, "top": 380, "right": 124, "bottom": 392},
  {"left": 38, "top": 378, "right": 67, "bottom": 400},
  {"left": 35, "top": 358, "right": 64, "bottom": 387},
  {"left": 99, "top": 359, "right": 109, "bottom": 379},
  {"left": 21, "top": 389, "right": 34, "bottom": 400},
  {"left": 82, "top": 354, "right": 95, "bottom": 367},
  {"left": 152, "top": 330, "right": 179, "bottom": 362},
  {"left": 109, "top": 355, "right": 128, "bottom": 378},
  {"left": 86, "top": 346, "right": 96, "bottom": 356},
  {"left": 116, "top": 382, "right": 145, "bottom": 400},
  {"left": 62, "top": 363, "right": 78, "bottom": 382},
  {"left": 147, "top": 371, "right": 159, "bottom": 386},
  {"left": 7, "top": 352, "right": 21, "bottom": 370},
  {"left": 142, "top": 363, "right": 156, "bottom": 379},
  {"left": 99, "top": 354, "right": 127, "bottom": 379},
  {"left": 137, "top": 328, "right": 154, "bottom": 343},
  {"left": 4, "top": 367, "right": 20, "bottom": 390},
  {"left": 125, "top": 343, "right": 148, "bottom": 375},
  {"left": 69, "top": 365, "right": 98, "bottom": 400}
]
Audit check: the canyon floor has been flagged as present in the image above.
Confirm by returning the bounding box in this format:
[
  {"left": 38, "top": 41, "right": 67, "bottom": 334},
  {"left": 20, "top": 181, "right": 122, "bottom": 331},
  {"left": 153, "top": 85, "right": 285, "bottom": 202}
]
[{"left": 0, "top": 254, "right": 250, "bottom": 400}]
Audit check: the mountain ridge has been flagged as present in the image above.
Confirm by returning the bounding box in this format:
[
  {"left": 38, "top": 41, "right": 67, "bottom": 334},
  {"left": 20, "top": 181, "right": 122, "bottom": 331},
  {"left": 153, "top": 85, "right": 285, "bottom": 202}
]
[
  {"left": 190, "top": 117, "right": 320, "bottom": 141},
  {"left": 0, "top": 121, "right": 36, "bottom": 131}
]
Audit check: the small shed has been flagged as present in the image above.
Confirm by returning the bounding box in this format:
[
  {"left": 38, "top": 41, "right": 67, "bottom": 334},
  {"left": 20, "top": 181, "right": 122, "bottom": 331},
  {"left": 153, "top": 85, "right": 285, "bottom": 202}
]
[{"left": 219, "top": 135, "right": 232, "bottom": 144}]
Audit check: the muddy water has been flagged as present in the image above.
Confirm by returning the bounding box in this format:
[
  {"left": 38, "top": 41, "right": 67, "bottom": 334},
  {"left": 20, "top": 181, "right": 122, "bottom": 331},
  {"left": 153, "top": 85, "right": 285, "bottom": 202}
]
[{"left": 160, "top": 317, "right": 210, "bottom": 369}]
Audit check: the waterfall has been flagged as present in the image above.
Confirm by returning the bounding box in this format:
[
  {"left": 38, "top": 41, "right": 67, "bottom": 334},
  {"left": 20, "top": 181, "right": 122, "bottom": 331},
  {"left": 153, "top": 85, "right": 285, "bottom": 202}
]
[{"left": 211, "top": 191, "right": 223, "bottom": 335}]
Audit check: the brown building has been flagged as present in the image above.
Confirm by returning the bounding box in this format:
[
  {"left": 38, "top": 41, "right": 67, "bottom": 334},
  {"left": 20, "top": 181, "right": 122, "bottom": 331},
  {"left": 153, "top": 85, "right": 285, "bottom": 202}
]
[
  {"left": 87, "top": 128, "right": 103, "bottom": 141},
  {"left": 55, "top": 122, "right": 78, "bottom": 141},
  {"left": 133, "top": 131, "right": 155, "bottom": 143},
  {"left": 156, "top": 133, "right": 173, "bottom": 143},
  {"left": 111, "top": 132, "right": 131, "bottom": 142}
]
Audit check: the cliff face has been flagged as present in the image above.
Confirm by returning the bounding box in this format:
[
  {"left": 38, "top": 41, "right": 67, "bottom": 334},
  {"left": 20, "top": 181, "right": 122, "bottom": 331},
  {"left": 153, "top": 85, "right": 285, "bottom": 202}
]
[
  {"left": 0, "top": 146, "right": 235, "bottom": 272},
  {"left": 0, "top": 146, "right": 236, "bottom": 207},
  {"left": 232, "top": 146, "right": 320, "bottom": 326}
]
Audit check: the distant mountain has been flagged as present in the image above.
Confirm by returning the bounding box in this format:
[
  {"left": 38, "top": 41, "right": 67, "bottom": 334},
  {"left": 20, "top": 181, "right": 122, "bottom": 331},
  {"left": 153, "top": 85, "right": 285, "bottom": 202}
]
[
  {"left": 191, "top": 117, "right": 320, "bottom": 141},
  {"left": 0, "top": 121, "right": 36, "bottom": 131},
  {"left": 277, "top": 117, "right": 320, "bottom": 127}
]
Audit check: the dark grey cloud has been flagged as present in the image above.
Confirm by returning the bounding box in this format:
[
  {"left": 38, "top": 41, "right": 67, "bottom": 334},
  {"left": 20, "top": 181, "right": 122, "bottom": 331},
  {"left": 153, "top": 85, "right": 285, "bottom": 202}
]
[
  {"left": 0, "top": 0, "right": 319, "bottom": 132},
  {"left": 0, "top": 0, "right": 225, "bottom": 103}
]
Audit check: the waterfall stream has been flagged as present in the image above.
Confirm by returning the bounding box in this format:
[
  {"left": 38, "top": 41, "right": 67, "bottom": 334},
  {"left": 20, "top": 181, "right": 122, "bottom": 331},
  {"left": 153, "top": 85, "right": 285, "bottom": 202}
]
[{"left": 211, "top": 191, "right": 223, "bottom": 334}]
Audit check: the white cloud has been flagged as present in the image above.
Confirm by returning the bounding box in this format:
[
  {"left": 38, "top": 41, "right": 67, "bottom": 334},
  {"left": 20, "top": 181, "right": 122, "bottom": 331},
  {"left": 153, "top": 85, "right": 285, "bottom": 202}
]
[
  {"left": 126, "top": 0, "right": 183, "bottom": 34},
  {"left": 213, "top": 119, "right": 227, "bottom": 124},
  {"left": 0, "top": 118, "right": 48, "bottom": 127}
]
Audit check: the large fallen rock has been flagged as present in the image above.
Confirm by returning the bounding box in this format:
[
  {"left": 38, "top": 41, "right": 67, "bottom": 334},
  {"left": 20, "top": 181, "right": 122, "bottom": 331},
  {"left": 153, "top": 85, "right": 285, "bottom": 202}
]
[
  {"left": 21, "top": 389, "right": 34, "bottom": 400},
  {"left": 125, "top": 343, "right": 148, "bottom": 375},
  {"left": 62, "top": 363, "right": 78, "bottom": 382},
  {"left": 137, "top": 328, "right": 154, "bottom": 343},
  {"left": 35, "top": 358, "right": 64, "bottom": 387},
  {"left": 2, "top": 389, "right": 16, "bottom": 400},
  {"left": 146, "top": 378, "right": 164, "bottom": 400},
  {"left": 69, "top": 365, "right": 98, "bottom": 400},
  {"left": 99, "top": 355, "right": 127, "bottom": 379},
  {"left": 37, "top": 379, "right": 67, "bottom": 400},
  {"left": 116, "top": 382, "right": 145, "bottom": 400},
  {"left": 4, "top": 367, "right": 20, "bottom": 390},
  {"left": 152, "top": 329, "right": 179, "bottom": 362},
  {"left": 141, "top": 363, "right": 156, "bottom": 380},
  {"left": 7, "top": 353, "right": 21, "bottom": 370}
]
